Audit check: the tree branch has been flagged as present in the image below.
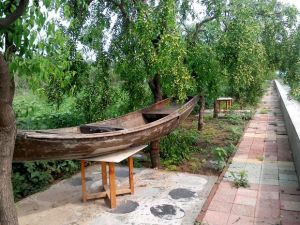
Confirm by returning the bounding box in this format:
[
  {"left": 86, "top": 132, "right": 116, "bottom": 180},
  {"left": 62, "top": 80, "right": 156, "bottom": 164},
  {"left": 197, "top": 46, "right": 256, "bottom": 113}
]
[
  {"left": 110, "top": 0, "right": 130, "bottom": 24},
  {"left": 192, "top": 15, "right": 216, "bottom": 41},
  {"left": 0, "top": 0, "right": 29, "bottom": 29}
]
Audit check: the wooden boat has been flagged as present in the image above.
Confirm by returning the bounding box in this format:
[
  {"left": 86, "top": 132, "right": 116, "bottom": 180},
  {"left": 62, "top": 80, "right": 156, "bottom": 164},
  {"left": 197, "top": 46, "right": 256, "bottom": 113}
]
[{"left": 14, "top": 96, "right": 199, "bottom": 162}]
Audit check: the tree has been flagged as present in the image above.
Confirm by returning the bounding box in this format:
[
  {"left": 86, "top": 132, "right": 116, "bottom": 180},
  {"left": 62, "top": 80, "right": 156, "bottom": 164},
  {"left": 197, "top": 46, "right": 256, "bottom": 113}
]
[
  {"left": 185, "top": 0, "right": 224, "bottom": 129},
  {"left": 216, "top": 0, "right": 270, "bottom": 105},
  {"left": 99, "top": 0, "right": 193, "bottom": 167},
  {"left": 0, "top": 1, "right": 60, "bottom": 224}
]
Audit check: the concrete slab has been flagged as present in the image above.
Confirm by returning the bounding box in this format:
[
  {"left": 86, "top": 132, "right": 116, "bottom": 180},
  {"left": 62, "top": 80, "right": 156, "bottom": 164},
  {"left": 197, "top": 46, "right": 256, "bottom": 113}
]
[{"left": 17, "top": 165, "right": 217, "bottom": 225}]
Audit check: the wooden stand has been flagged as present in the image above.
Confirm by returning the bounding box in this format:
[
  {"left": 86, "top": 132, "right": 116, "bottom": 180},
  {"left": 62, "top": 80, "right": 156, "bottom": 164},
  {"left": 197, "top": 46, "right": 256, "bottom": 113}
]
[
  {"left": 214, "top": 97, "right": 233, "bottom": 116},
  {"left": 80, "top": 145, "right": 147, "bottom": 208}
]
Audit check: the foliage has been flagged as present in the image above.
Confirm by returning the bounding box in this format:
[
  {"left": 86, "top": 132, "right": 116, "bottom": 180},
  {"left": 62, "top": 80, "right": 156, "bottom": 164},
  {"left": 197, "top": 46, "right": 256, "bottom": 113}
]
[
  {"left": 74, "top": 59, "right": 114, "bottom": 122},
  {"left": 217, "top": 0, "right": 271, "bottom": 105},
  {"left": 230, "top": 170, "right": 249, "bottom": 188},
  {"left": 187, "top": 43, "right": 224, "bottom": 99},
  {"left": 212, "top": 145, "right": 236, "bottom": 170},
  {"left": 3, "top": 0, "right": 300, "bottom": 205},
  {"left": 13, "top": 91, "right": 84, "bottom": 130},
  {"left": 160, "top": 128, "right": 199, "bottom": 166},
  {"left": 212, "top": 147, "right": 228, "bottom": 170},
  {"left": 12, "top": 160, "right": 79, "bottom": 200},
  {"left": 225, "top": 110, "right": 254, "bottom": 125}
]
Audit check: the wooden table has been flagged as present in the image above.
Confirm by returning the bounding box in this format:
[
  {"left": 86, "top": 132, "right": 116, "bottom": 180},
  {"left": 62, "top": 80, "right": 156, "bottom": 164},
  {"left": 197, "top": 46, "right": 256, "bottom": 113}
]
[
  {"left": 80, "top": 145, "right": 147, "bottom": 208},
  {"left": 216, "top": 97, "right": 233, "bottom": 112}
]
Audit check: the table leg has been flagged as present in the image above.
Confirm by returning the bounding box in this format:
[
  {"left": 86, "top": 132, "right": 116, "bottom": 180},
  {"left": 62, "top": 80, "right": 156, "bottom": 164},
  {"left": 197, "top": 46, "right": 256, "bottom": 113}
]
[
  {"left": 109, "top": 162, "right": 116, "bottom": 208},
  {"left": 226, "top": 100, "right": 228, "bottom": 110},
  {"left": 81, "top": 160, "right": 87, "bottom": 202},
  {"left": 128, "top": 157, "right": 134, "bottom": 194},
  {"left": 101, "top": 162, "right": 107, "bottom": 186}
]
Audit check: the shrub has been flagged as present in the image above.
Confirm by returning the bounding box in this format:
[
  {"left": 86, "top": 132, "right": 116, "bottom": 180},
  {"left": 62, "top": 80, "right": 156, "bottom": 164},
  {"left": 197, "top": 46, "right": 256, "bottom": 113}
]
[
  {"left": 159, "top": 128, "right": 199, "bottom": 166},
  {"left": 12, "top": 160, "right": 79, "bottom": 200},
  {"left": 230, "top": 170, "right": 249, "bottom": 188}
]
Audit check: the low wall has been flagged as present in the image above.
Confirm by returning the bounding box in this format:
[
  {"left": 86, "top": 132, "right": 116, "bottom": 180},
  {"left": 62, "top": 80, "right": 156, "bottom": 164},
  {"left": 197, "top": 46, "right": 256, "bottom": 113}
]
[{"left": 275, "top": 80, "right": 300, "bottom": 182}]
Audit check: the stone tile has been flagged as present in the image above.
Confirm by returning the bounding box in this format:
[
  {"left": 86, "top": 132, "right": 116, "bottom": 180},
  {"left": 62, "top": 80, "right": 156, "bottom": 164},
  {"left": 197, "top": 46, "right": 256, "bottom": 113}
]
[
  {"left": 219, "top": 181, "right": 235, "bottom": 189},
  {"left": 279, "top": 180, "right": 299, "bottom": 188},
  {"left": 279, "top": 170, "right": 297, "bottom": 176},
  {"left": 234, "top": 195, "right": 257, "bottom": 206},
  {"left": 254, "top": 218, "right": 281, "bottom": 225},
  {"left": 227, "top": 214, "right": 254, "bottom": 225},
  {"left": 236, "top": 189, "right": 258, "bottom": 198},
  {"left": 260, "top": 178, "right": 279, "bottom": 186},
  {"left": 255, "top": 206, "right": 280, "bottom": 219},
  {"left": 214, "top": 192, "right": 236, "bottom": 203},
  {"left": 281, "top": 201, "right": 300, "bottom": 211},
  {"left": 261, "top": 173, "right": 278, "bottom": 180},
  {"left": 261, "top": 169, "right": 278, "bottom": 176},
  {"left": 280, "top": 187, "right": 300, "bottom": 195},
  {"left": 231, "top": 204, "right": 255, "bottom": 217},
  {"left": 248, "top": 178, "right": 261, "bottom": 184},
  {"left": 264, "top": 155, "right": 278, "bottom": 161},
  {"left": 258, "top": 191, "right": 279, "bottom": 200},
  {"left": 281, "top": 221, "right": 300, "bottom": 225},
  {"left": 279, "top": 173, "right": 299, "bottom": 181},
  {"left": 255, "top": 200, "right": 280, "bottom": 219},
  {"left": 281, "top": 210, "right": 300, "bottom": 223},
  {"left": 203, "top": 210, "right": 229, "bottom": 225},
  {"left": 218, "top": 187, "right": 238, "bottom": 196},
  {"left": 280, "top": 193, "right": 300, "bottom": 202},
  {"left": 208, "top": 200, "right": 233, "bottom": 213}
]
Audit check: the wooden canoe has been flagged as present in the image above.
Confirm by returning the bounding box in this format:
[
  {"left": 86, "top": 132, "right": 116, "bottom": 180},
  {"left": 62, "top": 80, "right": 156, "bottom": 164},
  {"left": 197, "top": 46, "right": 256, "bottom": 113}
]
[{"left": 14, "top": 96, "right": 199, "bottom": 162}]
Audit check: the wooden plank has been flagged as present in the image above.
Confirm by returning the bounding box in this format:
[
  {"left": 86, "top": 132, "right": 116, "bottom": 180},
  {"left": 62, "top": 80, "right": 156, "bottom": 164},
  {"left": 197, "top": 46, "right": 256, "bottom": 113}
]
[
  {"left": 109, "top": 163, "right": 116, "bottom": 208},
  {"left": 80, "top": 160, "right": 87, "bottom": 202},
  {"left": 86, "top": 192, "right": 107, "bottom": 200},
  {"left": 128, "top": 156, "right": 134, "bottom": 194},
  {"left": 104, "top": 185, "right": 131, "bottom": 197},
  {"left": 217, "top": 97, "right": 233, "bottom": 101},
  {"left": 83, "top": 145, "right": 148, "bottom": 163},
  {"left": 101, "top": 162, "right": 107, "bottom": 186},
  {"left": 143, "top": 105, "right": 180, "bottom": 115}
]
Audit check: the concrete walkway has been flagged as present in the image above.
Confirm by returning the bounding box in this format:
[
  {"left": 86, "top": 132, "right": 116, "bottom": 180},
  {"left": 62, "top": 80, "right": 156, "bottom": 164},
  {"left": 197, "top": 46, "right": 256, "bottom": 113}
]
[
  {"left": 17, "top": 165, "right": 216, "bottom": 225},
  {"left": 201, "top": 84, "right": 300, "bottom": 225}
]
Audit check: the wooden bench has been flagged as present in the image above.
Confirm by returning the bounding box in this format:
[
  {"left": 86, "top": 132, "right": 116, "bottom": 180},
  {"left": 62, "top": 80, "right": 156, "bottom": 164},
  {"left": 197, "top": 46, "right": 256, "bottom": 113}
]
[{"left": 80, "top": 145, "right": 147, "bottom": 208}]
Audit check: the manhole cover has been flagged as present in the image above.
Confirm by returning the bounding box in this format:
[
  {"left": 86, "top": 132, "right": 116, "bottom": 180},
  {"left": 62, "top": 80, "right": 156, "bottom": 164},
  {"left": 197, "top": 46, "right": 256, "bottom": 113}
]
[
  {"left": 110, "top": 200, "right": 139, "bottom": 214},
  {"left": 168, "top": 188, "right": 197, "bottom": 201},
  {"left": 150, "top": 204, "right": 185, "bottom": 220}
]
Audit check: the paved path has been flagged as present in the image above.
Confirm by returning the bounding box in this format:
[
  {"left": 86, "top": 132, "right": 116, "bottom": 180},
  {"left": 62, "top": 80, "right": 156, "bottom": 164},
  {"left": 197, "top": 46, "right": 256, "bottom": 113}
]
[
  {"left": 17, "top": 165, "right": 216, "bottom": 225},
  {"left": 201, "top": 84, "right": 300, "bottom": 225}
]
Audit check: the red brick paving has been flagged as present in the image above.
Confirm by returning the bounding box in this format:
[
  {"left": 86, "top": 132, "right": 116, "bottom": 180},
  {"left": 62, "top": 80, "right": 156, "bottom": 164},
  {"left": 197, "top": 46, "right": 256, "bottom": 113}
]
[{"left": 200, "top": 84, "right": 300, "bottom": 225}]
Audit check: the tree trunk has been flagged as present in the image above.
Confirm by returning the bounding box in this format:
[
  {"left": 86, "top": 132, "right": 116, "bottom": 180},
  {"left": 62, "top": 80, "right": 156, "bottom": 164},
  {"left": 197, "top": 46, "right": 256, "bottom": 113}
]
[
  {"left": 198, "top": 95, "right": 205, "bottom": 130},
  {"left": 213, "top": 100, "right": 219, "bottom": 118},
  {"left": 148, "top": 73, "right": 163, "bottom": 102},
  {"left": 150, "top": 140, "right": 160, "bottom": 168},
  {"left": 148, "top": 73, "right": 162, "bottom": 168},
  {"left": 0, "top": 54, "right": 19, "bottom": 225}
]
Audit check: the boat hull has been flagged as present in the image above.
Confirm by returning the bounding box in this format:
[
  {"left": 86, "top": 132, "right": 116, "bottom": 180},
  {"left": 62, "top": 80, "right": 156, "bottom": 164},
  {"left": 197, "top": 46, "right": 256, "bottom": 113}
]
[{"left": 14, "top": 96, "right": 198, "bottom": 162}]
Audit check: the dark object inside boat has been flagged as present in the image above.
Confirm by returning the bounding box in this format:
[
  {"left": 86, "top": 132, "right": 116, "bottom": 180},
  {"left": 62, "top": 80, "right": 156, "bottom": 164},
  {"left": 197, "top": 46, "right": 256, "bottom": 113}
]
[{"left": 79, "top": 125, "right": 124, "bottom": 134}]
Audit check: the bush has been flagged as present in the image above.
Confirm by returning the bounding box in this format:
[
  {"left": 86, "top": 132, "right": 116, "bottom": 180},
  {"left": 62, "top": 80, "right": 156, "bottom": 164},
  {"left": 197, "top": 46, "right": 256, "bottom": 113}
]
[
  {"left": 13, "top": 92, "right": 84, "bottom": 200},
  {"left": 159, "top": 128, "right": 199, "bottom": 166},
  {"left": 212, "top": 144, "right": 236, "bottom": 170},
  {"left": 12, "top": 160, "right": 79, "bottom": 200}
]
